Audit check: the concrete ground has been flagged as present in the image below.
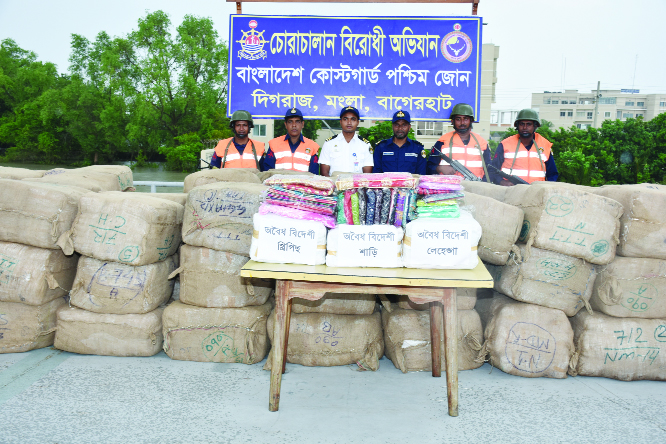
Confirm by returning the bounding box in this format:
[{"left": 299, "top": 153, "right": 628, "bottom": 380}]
[{"left": 0, "top": 348, "right": 664, "bottom": 444}]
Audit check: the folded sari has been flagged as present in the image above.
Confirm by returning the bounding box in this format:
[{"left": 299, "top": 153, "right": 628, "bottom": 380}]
[
  {"left": 259, "top": 203, "right": 337, "bottom": 229},
  {"left": 264, "top": 175, "right": 335, "bottom": 194},
  {"left": 336, "top": 173, "right": 417, "bottom": 190}
]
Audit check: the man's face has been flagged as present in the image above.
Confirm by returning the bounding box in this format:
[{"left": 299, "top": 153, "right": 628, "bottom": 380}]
[
  {"left": 452, "top": 115, "right": 472, "bottom": 133},
  {"left": 285, "top": 117, "right": 304, "bottom": 138},
  {"left": 340, "top": 112, "right": 359, "bottom": 134},
  {"left": 233, "top": 121, "right": 249, "bottom": 138},
  {"left": 392, "top": 120, "right": 411, "bottom": 140},
  {"left": 517, "top": 120, "right": 536, "bottom": 138}
]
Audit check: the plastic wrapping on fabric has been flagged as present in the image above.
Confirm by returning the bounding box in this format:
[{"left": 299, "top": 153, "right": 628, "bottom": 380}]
[
  {"left": 421, "top": 192, "right": 465, "bottom": 203},
  {"left": 281, "top": 184, "right": 333, "bottom": 196},
  {"left": 351, "top": 192, "right": 361, "bottom": 225},
  {"left": 407, "top": 189, "right": 418, "bottom": 222},
  {"left": 417, "top": 199, "right": 459, "bottom": 207},
  {"left": 336, "top": 194, "right": 347, "bottom": 225},
  {"left": 393, "top": 190, "right": 406, "bottom": 228},
  {"left": 366, "top": 189, "right": 377, "bottom": 225},
  {"left": 417, "top": 206, "right": 461, "bottom": 218},
  {"left": 343, "top": 189, "right": 354, "bottom": 225},
  {"left": 388, "top": 188, "right": 397, "bottom": 226},
  {"left": 419, "top": 175, "right": 462, "bottom": 185},
  {"left": 264, "top": 174, "right": 335, "bottom": 195},
  {"left": 336, "top": 173, "right": 418, "bottom": 190},
  {"left": 357, "top": 188, "right": 367, "bottom": 225},
  {"left": 259, "top": 203, "right": 337, "bottom": 229},
  {"left": 380, "top": 188, "right": 391, "bottom": 224},
  {"left": 265, "top": 186, "right": 336, "bottom": 216},
  {"left": 374, "top": 188, "right": 383, "bottom": 225},
  {"left": 418, "top": 183, "right": 464, "bottom": 194}
]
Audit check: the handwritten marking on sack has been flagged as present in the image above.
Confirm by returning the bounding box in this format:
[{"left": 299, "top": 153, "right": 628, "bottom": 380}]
[
  {"left": 0, "top": 254, "right": 18, "bottom": 285},
  {"left": 89, "top": 214, "right": 127, "bottom": 245},
  {"left": 315, "top": 321, "right": 343, "bottom": 347},
  {"left": 156, "top": 235, "right": 175, "bottom": 260},
  {"left": 621, "top": 284, "right": 658, "bottom": 313},
  {"left": 590, "top": 240, "right": 609, "bottom": 257},
  {"left": 505, "top": 322, "right": 556, "bottom": 374},
  {"left": 548, "top": 222, "right": 595, "bottom": 248},
  {"left": 519, "top": 220, "right": 530, "bottom": 242},
  {"left": 654, "top": 325, "right": 666, "bottom": 342},
  {"left": 87, "top": 263, "right": 147, "bottom": 306},
  {"left": 0, "top": 313, "right": 8, "bottom": 340},
  {"left": 605, "top": 327, "right": 662, "bottom": 365},
  {"left": 545, "top": 195, "right": 574, "bottom": 217},
  {"left": 118, "top": 246, "right": 140, "bottom": 263},
  {"left": 195, "top": 189, "right": 251, "bottom": 219},
  {"left": 118, "top": 175, "right": 132, "bottom": 190},
  {"left": 537, "top": 257, "right": 577, "bottom": 280},
  {"left": 202, "top": 331, "right": 244, "bottom": 363}
]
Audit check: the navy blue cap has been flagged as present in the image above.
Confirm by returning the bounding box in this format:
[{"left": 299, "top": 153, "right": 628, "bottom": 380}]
[
  {"left": 392, "top": 110, "right": 411, "bottom": 123},
  {"left": 284, "top": 107, "right": 303, "bottom": 119},
  {"left": 339, "top": 106, "right": 360, "bottom": 119}
]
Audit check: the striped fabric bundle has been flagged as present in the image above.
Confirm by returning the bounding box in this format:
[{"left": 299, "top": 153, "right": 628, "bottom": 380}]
[
  {"left": 259, "top": 203, "right": 337, "bottom": 229},
  {"left": 336, "top": 173, "right": 417, "bottom": 191},
  {"left": 418, "top": 175, "right": 462, "bottom": 185},
  {"left": 266, "top": 186, "right": 337, "bottom": 216},
  {"left": 264, "top": 174, "right": 335, "bottom": 195},
  {"left": 421, "top": 191, "right": 465, "bottom": 203}
]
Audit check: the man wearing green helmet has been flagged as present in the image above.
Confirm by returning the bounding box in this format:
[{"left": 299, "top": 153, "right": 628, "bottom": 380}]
[
  {"left": 490, "top": 109, "right": 559, "bottom": 185},
  {"left": 426, "top": 103, "right": 491, "bottom": 181},
  {"left": 210, "top": 110, "right": 265, "bottom": 169}
]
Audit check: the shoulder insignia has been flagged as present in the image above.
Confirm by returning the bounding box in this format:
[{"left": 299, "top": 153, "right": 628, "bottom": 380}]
[
  {"left": 362, "top": 138, "right": 371, "bottom": 145},
  {"left": 325, "top": 136, "right": 335, "bottom": 142},
  {"left": 414, "top": 140, "right": 424, "bottom": 147}
]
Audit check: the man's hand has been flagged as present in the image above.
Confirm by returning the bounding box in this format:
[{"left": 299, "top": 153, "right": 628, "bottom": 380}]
[
  {"left": 499, "top": 179, "right": 515, "bottom": 187},
  {"left": 436, "top": 165, "right": 456, "bottom": 175}
]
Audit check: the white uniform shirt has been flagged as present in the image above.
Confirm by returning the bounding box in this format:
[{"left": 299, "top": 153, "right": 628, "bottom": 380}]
[{"left": 319, "top": 133, "right": 373, "bottom": 174}]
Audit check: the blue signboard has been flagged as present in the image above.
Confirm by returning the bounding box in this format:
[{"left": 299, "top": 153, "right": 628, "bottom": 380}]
[{"left": 228, "top": 15, "right": 483, "bottom": 121}]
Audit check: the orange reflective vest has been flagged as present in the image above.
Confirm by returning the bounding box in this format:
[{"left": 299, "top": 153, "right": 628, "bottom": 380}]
[
  {"left": 268, "top": 136, "right": 319, "bottom": 172},
  {"left": 213, "top": 137, "right": 265, "bottom": 169},
  {"left": 499, "top": 134, "right": 553, "bottom": 183},
  {"left": 436, "top": 131, "right": 490, "bottom": 181}
]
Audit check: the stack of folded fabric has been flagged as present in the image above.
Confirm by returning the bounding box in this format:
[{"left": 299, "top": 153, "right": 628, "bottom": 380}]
[
  {"left": 415, "top": 175, "right": 464, "bottom": 219},
  {"left": 334, "top": 173, "right": 419, "bottom": 228},
  {"left": 261, "top": 175, "right": 337, "bottom": 228}
]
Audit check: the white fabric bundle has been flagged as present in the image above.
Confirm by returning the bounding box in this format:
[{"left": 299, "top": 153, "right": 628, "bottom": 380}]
[
  {"left": 326, "top": 225, "right": 403, "bottom": 268},
  {"left": 402, "top": 210, "right": 482, "bottom": 269},
  {"left": 250, "top": 213, "right": 327, "bottom": 265}
]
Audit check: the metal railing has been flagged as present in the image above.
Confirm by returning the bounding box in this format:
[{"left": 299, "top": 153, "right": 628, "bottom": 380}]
[{"left": 133, "top": 181, "right": 184, "bottom": 193}]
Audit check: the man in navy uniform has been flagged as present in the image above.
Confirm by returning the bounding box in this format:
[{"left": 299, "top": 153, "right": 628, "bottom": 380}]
[{"left": 372, "top": 110, "right": 427, "bottom": 175}]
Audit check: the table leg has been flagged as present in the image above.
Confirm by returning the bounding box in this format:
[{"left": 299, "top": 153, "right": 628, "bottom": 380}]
[
  {"left": 429, "top": 301, "right": 443, "bottom": 378},
  {"left": 269, "top": 280, "right": 290, "bottom": 412},
  {"left": 443, "top": 287, "right": 458, "bottom": 417},
  {"left": 282, "top": 298, "right": 292, "bottom": 374}
]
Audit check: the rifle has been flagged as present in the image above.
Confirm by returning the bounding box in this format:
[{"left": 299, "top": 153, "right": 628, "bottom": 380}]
[
  {"left": 199, "top": 158, "right": 216, "bottom": 170},
  {"left": 437, "top": 152, "right": 481, "bottom": 182},
  {"left": 487, "top": 165, "right": 530, "bottom": 185}
]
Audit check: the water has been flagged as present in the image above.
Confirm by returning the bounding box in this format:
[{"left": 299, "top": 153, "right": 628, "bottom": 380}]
[{"left": 0, "top": 162, "right": 189, "bottom": 193}]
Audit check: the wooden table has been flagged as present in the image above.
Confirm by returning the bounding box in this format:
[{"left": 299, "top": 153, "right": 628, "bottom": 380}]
[{"left": 240, "top": 261, "right": 493, "bottom": 417}]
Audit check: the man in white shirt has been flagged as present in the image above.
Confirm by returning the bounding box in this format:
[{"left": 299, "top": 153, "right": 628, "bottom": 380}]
[{"left": 319, "top": 106, "right": 373, "bottom": 176}]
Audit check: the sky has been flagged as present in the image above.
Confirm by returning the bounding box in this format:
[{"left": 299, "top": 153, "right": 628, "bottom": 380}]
[{"left": 1, "top": 0, "right": 665, "bottom": 110}]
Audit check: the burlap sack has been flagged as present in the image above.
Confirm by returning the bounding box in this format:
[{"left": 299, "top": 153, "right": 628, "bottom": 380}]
[
  {"left": 0, "top": 297, "right": 66, "bottom": 353},
  {"left": 54, "top": 305, "right": 164, "bottom": 356},
  {"left": 293, "top": 294, "right": 376, "bottom": 315},
  {"left": 569, "top": 311, "right": 666, "bottom": 381},
  {"left": 182, "top": 224, "right": 253, "bottom": 257},
  {"left": 183, "top": 182, "right": 266, "bottom": 246},
  {"left": 593, "top": 185, "right": 666, "bottom": 260},
  {"left": 265, "top": 310, "right": 383, "bottom": 371},
  {"left": 590, "top": 256, "right": 666, "bottom": 319},
  {"left": 256, "top": 169, "right": 313, "bottom": 183},
  {"left": 131, "top": 193, "right": 188, "bottom": 206},
  {"left": 171, "top": 278, "right": 180, "bottom": 301},
  {"left": 0, "top": 166, "right": 44, "bottom": 180},
  {"left": 0, "top": 180, "right": 89, "bottom": 250},
  {"left": 477, "top": 292, "right": 574, "bottom": 378},
  {"left": 463, "top": 192, "right": 524, "bottom": 265},
  {"left": 0, "top": 241, "right": 78, "bottom": 305},
  {"left": 504, "top": 182, "right": 623, "bottom": 265},
  {"left": 26, "top": 165, "right": 133, "bottom": 192},
  {"left": 162, "top": 300, "right": 271, "bottom": 363},
  {"left": 58, "top": 192, "right": 183, "bottom": 266},
  {"left": 461, "top": 180, "right": 508, "bottom": 202},
  {"left": 397, "top": 289, "right": 477, "bottom": 311},
  {"left": 69, "top": 254, "right": 178, "bottom": 314},
  {"left": 382, "top": 306, "right": 484, "bottom": 373},
  {"left": 183, "top": 168, "right": 260, "bottom": 193},
  {"left": 487, "top": 245, "right": 596, "bottom": 316},
  {"left": 173, "top": 245, "right": 273, "bottom": 308}
]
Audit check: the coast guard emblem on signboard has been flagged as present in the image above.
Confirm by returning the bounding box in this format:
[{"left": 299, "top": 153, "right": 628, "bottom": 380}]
[
  {"left": 237, "top": 20, "right": 267, "bottom": 60},
  {"left": 442, "top": 23, "right": 472, "bottom": 63}
]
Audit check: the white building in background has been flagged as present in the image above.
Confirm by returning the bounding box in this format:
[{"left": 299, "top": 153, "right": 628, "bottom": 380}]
[
  {"left": 489, "top": 109, "right": 519, "bottom": 137},
  {"left": 531, "top": 90, "right": 666, "bottom": 130}
]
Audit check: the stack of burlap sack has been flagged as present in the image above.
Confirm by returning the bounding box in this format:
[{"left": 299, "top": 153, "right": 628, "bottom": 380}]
[
  {"left": 469, "top": 181, "right": 666, "bottom": 381},
  {"left": 162, "top": 168, "right": 275, "bottom": 364},
  {"left": 0, "top": 165, "right": 133, "bottom": 354},
  {"left": 54, "top": 186, "right": 182, "bottom": 356}
]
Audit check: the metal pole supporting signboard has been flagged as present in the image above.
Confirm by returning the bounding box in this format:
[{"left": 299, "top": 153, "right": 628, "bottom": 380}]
[{"left": 230, "top": 0, "right": 479, "bottom": 15}]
